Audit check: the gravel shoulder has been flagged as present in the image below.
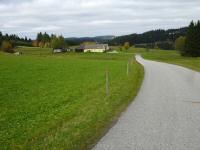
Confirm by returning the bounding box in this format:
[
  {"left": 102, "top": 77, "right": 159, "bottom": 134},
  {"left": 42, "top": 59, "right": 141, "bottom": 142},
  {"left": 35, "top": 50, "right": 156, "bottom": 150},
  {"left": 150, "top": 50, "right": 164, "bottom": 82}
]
[{"left": 93, "top": 55, "right": 200, "bottom": 150}]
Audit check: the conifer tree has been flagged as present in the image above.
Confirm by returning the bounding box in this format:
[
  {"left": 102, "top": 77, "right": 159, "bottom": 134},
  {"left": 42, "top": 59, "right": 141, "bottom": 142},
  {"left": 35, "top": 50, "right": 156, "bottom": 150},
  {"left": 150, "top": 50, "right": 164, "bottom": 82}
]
[{"left": 185, "top": 20, "right": 200, "bottom": 57}]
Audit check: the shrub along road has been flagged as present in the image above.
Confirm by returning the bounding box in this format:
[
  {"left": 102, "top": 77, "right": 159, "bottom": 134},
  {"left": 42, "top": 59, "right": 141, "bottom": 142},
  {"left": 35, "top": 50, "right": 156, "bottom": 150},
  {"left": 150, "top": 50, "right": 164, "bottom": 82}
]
[{"left": 93, "top": 55, "right": 200, "bottom": 150}]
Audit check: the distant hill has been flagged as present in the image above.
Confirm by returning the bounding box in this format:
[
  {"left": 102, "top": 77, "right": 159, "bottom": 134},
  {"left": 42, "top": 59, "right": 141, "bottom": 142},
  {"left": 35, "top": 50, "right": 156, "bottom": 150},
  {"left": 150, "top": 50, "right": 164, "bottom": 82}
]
[
  {"left": 65, "top": 35, "right": 115, "bottom": 45},
  {"left": 109, "top": 27, "right": 188, "bottom": 46},
  {"left": 65, "top": 27, "right": 188, "bottom": 47}
]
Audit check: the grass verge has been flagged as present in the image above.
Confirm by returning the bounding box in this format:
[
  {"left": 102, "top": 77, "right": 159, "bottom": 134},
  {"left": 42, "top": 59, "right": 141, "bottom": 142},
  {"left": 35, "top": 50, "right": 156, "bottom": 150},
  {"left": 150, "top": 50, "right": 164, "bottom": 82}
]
[
  {"left": 142, "top": 50, "right": 200, "bottom": 72},
  {"left": 119, "top": 47, "right": 200, "bottom": 72}
]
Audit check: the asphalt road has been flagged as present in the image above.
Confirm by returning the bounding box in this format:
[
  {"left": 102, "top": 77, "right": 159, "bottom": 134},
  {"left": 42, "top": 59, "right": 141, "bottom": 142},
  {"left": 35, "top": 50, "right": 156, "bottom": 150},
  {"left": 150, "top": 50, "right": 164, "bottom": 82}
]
[{"left": 93, "top": 55, "right": 200, "bottom": 150}]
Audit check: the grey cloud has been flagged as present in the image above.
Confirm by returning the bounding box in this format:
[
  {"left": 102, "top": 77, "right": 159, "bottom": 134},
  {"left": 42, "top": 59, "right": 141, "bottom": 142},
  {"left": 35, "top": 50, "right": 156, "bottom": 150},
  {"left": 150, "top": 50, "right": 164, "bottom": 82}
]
[{"left": 0, "top": 0, "right": 199, "bottom": 38}]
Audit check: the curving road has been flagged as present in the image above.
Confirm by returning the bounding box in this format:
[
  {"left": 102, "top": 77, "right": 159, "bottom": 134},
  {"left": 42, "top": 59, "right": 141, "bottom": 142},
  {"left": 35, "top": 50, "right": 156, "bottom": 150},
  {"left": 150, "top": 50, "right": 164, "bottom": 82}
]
[{"left": 93, "top": 55, "right": 200, "bottom": 150}]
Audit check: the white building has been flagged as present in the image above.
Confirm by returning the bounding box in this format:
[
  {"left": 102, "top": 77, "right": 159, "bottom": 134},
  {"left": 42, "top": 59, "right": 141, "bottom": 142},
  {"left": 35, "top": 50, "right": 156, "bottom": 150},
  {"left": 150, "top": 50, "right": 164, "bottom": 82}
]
[
  {"left": 75, "top": 44, "right": 109, "bottom": 53},
  {"left": 53, "top": 49, "right": 63, "bottom": 53},
  {"left": 84, "top": 44, "right": 109, "bottom": 53}
]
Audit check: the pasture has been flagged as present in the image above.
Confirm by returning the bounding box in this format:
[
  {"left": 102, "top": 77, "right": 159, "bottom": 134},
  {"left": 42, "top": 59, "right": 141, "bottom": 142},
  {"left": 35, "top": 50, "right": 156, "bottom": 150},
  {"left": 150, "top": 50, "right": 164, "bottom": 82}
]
[
  {"left": 0, "top": 47, "right": 144, "bottom": 149},
  {"left": 15, "top": 46, "right": 52, "bottom": 55}
]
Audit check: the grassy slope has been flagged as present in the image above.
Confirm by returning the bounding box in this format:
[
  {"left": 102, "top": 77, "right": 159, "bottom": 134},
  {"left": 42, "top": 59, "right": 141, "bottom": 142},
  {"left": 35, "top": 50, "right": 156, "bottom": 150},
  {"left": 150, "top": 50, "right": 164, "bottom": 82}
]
[
  {"left": 142, "top": 50, "right": 200, "bottom": 72},
  {"left": 123, "top": 47, "right": 200, "bottom": 72},
  {"left": 0, "top": 48, "right": 144, "bottom": 150},
  {"left": 15, "top": 46, "right": 53, "bottom": 55}
]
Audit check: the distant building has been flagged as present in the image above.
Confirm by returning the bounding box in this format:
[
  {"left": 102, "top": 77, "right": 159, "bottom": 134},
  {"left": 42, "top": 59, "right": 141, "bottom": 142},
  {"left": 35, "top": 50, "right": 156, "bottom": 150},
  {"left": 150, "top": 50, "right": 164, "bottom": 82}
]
[
  {"left": 14, "top": 52, "right": 22, "bottom": 55},
  {"left": 53, "top": 48, "right": 70, "bottom": 53},
  {"left": 53, "top": 49, "right": 63, "bottom": 53},
  {"left": 75, "top": 44, "right": 109, "bottom": 53}
]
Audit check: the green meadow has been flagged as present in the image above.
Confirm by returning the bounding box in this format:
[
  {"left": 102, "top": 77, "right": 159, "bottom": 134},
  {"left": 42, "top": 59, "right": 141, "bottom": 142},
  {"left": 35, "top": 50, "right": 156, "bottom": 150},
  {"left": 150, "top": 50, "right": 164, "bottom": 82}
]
[
  {"left": 122, "top": 47, "right": 200, "bottom": 72},
  {"left": 15, "top": 46, "right": 52, "bottom": 55},
  {"left": 142, "top": 49, "right": 200, "bottom": 72},
  {"left": 0, "top": 47, "right": 144, "bottom": 149}
]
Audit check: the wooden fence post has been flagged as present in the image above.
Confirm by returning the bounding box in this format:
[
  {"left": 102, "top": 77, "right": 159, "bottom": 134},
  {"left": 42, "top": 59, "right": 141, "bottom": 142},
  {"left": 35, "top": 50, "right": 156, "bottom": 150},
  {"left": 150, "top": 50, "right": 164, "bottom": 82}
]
[
  {"left": 106, "top": 69, "right": 109, "bottom": 96},
  {"left": 127, "top": 60, "right": 130, "bottom": 76}
]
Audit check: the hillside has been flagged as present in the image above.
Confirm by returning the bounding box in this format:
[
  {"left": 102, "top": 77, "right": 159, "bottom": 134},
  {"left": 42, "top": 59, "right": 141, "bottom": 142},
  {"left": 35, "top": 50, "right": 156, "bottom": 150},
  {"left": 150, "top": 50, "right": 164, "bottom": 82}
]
[
  {"left": 64, "top": 27, "right": 188, "bottom": 49},
  {"left": 65, "top": 35, "right": 115, "bottom": 45},
  {"left": 109, "top": 27, "right": 188, "bottom": 46}
]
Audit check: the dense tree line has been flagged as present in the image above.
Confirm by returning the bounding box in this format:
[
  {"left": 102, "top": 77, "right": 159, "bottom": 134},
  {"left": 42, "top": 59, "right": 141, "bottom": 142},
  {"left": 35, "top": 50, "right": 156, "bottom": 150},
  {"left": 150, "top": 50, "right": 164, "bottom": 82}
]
[
  {"left": 175, "top": 21, "right": 200, "bottom": 57},
  {"left": 65, "top": 36, "right": 115, "bottom": 46},
  {"left": 109, "top": 27, "right": 187, "bottom": 50},
  {"left": 0, "top": 32, "right": 31, "bottom": 46},
  {"left": 0, "top": 31, "right": 32, "bottom": 53},
  {"left": 184, "top": 21, "right": 200, "bottom": 56},
  {"left": 33, "top": 32, "right": 52, "bottom": 47},
  {"left": 33, "top": 32, "right": 67, "bottom": 49},
  {"left": 135, "top": 41, "right": 174, "bottom": 50}
]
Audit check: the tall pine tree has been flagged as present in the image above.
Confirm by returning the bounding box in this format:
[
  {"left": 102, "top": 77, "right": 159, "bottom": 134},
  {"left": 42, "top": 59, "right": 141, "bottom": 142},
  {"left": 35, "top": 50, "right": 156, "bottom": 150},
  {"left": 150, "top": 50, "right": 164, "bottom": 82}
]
[
  {"left": 197, "top": 21, "right": 200, "bottom": 53},
  {"left": 185, "top": 21, "right": 200, "bottom": 57}
]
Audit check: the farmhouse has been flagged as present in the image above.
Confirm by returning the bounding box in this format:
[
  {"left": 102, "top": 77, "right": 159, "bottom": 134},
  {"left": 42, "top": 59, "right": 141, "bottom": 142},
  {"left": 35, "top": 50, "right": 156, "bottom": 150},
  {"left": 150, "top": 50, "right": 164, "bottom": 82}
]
[{"left": 75, "top": 44, "right": 109, "bottom": 53}]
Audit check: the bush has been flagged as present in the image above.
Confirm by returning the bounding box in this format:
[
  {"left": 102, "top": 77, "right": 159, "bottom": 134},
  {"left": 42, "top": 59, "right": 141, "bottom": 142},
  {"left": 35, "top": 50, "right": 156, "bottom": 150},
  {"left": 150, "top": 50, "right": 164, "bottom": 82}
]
[
  {"left": 1, "top": 41, "right": 14, "bottom": 53},
  {"left": 175, "top": 36, "right": 186, "bottom": 54},
  {"left": 123, "top": 42, "right": 130, "bottom": 50},
  {"left": 51, "top": 36, "right": 66, "bottom": 49}
]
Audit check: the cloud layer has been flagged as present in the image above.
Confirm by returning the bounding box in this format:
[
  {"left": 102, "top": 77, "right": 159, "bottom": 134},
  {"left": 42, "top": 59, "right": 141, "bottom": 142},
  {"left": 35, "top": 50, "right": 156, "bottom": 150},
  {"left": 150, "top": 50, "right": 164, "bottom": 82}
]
[{"left": 0, "top": 0, "right": 200, "bottom": 38}]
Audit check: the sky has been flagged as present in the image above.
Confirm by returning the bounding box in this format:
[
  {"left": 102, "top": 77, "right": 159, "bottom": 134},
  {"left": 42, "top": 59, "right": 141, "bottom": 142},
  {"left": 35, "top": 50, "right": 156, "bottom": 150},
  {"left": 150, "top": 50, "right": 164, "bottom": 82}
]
[{"left": 0, "top": 0, "right": 200, "bottom": 39}]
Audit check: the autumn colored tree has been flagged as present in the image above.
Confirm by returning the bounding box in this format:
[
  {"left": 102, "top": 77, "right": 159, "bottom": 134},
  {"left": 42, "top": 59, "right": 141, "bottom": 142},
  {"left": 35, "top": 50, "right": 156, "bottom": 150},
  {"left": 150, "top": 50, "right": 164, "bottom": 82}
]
[
  {"left": 32, "top": 40, "right": 38, "bottom": 47},
  {"left": 175, "top": 36, "right": 186, "bottom": 54},
  {"left": 123, "top": 42, "right": 130, "bottom": 50},
  {"left": 36, "top": 32, "right": 51, "bottom": 48},
  {"left": 38, "top": 41, "right": 45, "bottom": 48},
  {"left": 1, "top": 40, "right": 14, "bottom": 53},
  {"left": 51, "top": 35, "right": 66, "bottom": 49}
]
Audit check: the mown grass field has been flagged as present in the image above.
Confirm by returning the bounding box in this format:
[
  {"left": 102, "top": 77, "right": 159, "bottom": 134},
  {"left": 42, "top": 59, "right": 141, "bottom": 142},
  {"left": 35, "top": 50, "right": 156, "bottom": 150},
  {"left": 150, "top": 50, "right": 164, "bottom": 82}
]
[
  {"left": 15, "top": 46, "right": 52, "bottom": 55},
  {"left": 122, "top": 47, "right": 200, "bottom": 72},
  {"left": 0, "top": 47, "right": 144, "bottom": 150}
]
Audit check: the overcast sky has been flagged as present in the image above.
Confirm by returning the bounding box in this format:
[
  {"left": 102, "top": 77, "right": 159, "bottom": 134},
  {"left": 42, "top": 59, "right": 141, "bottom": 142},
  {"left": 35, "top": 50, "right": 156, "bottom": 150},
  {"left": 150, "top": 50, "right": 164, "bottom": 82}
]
[{"left": 0, "top": 0, "right": 200, "bottom": 38}]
